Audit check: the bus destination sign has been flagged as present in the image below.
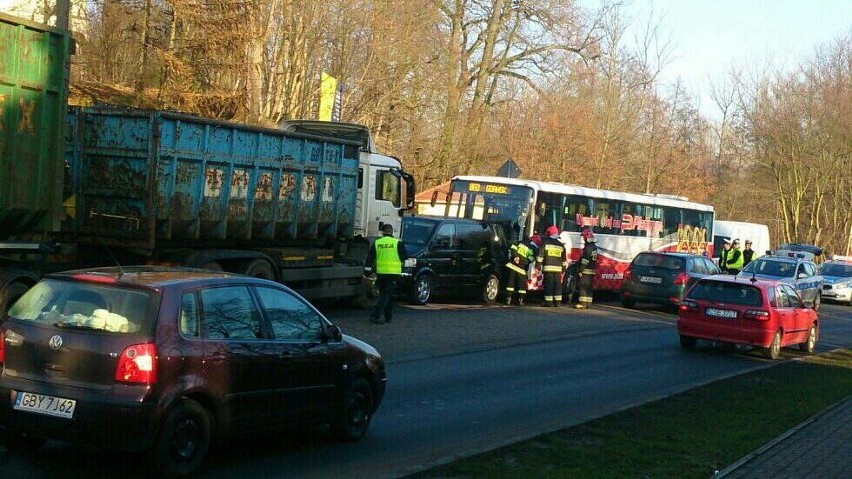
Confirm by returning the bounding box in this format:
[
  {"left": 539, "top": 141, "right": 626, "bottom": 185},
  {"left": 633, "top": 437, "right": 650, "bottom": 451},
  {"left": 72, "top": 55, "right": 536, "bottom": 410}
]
[{"left": 467, "top": 183, "right": 510, "bottom": 194}]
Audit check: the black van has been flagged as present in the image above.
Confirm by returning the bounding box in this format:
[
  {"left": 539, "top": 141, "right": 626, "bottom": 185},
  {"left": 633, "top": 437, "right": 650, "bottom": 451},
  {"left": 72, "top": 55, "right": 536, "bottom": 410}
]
[{"left": 400, "top": 216, "right": 507, "bottom": 304}]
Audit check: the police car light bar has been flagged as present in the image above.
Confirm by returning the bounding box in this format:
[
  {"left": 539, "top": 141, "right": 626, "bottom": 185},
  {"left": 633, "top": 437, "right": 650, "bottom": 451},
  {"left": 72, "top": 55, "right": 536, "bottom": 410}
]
[{"left": 830, "top": 255, "right": 852, "bottom": 262}]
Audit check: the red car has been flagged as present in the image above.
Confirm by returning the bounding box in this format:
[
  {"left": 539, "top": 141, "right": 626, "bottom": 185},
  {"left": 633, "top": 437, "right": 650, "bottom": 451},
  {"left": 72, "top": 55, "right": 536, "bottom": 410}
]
[{"left": 677, "top": 275, "right": 819, "bottom": 360}]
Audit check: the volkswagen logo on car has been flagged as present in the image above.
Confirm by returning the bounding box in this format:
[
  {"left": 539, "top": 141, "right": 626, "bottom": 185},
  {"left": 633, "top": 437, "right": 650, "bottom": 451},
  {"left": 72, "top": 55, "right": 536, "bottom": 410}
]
[{"left": 48, "top": 335, "right": 63, "bottom": 350}]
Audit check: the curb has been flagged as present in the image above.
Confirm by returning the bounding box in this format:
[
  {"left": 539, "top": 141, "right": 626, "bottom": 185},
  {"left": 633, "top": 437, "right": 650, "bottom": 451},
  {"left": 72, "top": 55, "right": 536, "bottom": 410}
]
[{"left": 712, "top": 395, "right": 851, "bottom": 478}]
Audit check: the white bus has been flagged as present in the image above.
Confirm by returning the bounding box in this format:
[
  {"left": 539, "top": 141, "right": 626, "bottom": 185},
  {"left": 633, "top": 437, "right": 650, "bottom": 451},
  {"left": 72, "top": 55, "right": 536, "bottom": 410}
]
[{"left": 440, "top": 176, "right": 715, "bottom": 292}]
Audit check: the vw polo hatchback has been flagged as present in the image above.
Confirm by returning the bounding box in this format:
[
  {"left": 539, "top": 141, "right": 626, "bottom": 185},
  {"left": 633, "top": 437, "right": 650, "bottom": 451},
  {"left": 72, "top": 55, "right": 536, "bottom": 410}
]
[
  {"left": 677, "top": 276, "right": 819, "bottom": 360},
  {"left": 0, "top": 267, "right": 386, "bottom": 475}
]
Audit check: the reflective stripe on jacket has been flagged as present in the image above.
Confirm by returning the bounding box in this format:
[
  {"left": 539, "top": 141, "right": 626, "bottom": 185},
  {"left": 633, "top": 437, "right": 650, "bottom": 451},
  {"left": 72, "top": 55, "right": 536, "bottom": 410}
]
[
  {"left": 374, "top": 236, "right": 402, "bottom": 274},
  {"left": 539, "top": 239, "right": 565, "bottom": 273}
]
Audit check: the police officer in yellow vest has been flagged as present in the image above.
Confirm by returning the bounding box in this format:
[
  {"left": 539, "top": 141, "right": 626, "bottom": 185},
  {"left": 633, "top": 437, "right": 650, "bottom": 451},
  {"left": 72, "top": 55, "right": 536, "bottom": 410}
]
[{"left": 365, "top": 223, "right": 406, "bottom": 324}]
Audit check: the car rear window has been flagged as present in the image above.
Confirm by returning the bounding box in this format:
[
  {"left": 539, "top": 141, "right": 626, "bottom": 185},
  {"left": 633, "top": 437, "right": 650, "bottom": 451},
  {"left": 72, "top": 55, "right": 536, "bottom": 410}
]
[
  {"left": 686, "top": 281, "right": 763, "bottom": 306},
  {"left": 633, "top": 253, "right": 683, "bottom": 270},
  {"left": 7, "top": 279, "right": 154, "bottom": 334}
]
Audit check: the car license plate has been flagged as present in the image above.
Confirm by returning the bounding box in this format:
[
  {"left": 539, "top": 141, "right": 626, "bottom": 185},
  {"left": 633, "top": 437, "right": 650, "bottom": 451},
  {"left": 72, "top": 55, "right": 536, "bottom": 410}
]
[
  {"left": 706, "top": 308, "right": 737, "bottom": 319},
  {"left": 13, "top": 391, "right": 77, "bottom": 419},
  {"left": 639, "top": 276, "right": 662, "bottom": 284}
]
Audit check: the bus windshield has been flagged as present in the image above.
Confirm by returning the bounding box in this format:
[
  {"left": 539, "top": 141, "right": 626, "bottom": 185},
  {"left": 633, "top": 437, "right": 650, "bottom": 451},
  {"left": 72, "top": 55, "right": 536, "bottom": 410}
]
[{"left": 445, "top": 180, "right": 534, "bottom": 238}]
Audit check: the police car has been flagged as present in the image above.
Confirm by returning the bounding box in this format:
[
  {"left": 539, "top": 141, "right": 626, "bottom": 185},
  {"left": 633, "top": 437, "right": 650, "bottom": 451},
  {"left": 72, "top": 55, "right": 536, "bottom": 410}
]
[
  {"left": 820, "top": 255, "right": 852, "bottom": 306},
  {"left": 737, "top": 248, "right": 824, "bottom": 311}
]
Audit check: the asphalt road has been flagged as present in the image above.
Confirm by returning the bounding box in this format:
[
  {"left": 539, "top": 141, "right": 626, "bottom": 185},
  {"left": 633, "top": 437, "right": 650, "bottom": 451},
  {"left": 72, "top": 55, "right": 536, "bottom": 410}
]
[{"left": 1, "top": 299, "right": 849, "bottom": 478}]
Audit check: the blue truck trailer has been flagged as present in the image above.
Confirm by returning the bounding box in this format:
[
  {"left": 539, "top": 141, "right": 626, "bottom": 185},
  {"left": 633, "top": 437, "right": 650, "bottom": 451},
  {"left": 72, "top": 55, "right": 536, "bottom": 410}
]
[{"left": 0, "top": 14, "right": 414, "bottom": 311}]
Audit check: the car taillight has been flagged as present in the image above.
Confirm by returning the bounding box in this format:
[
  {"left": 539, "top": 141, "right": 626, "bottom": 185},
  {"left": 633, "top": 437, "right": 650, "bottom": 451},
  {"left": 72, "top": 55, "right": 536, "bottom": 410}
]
[
  {"left": 623, "top": 269, "right": 632, "bottom": 281},
  {"left": 679, "top": 299, "right": 698, "bottom": 312},
  {"left": 0, "top": 330, "right": 5, "bottom": 365},
  {"left": 744, "top": 310, "right": 770, "bottom": 320},
  {"left": 672, "top": 272, "right": 690, "bottom": 286},
  {"left": 115, "top": 343, "right": 157, "bottom": 384}
]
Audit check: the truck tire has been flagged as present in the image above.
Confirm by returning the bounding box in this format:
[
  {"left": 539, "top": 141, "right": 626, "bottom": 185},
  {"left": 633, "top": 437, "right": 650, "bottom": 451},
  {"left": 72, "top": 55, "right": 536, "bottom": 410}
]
[
  {"left": 2, "top": 281, "right": 30, "bottom": 315},
  {"left": 243, "top": 259, "right": 275, "bottom": 280},
  {"left": 200, "top": 261, "right": 223, "bottom": 272}
]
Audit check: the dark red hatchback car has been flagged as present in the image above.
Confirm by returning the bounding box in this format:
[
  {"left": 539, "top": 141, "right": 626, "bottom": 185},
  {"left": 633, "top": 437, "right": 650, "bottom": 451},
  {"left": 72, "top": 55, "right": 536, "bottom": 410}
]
[
  {"left": 677, "top": 275, "right": 819, "bottom": 360},
  {"left": 0, "top": 267, "right": 386, "bottom": 475}
]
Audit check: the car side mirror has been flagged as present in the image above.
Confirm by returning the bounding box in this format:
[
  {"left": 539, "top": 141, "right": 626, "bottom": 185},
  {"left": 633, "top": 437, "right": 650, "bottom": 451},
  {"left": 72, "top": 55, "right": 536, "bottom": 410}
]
[
  {"left": 797, "top": 273, "right": 807, "bottom": 279},
  {"left": 326, "top": 324, "right": 343, "bottom": 342}
]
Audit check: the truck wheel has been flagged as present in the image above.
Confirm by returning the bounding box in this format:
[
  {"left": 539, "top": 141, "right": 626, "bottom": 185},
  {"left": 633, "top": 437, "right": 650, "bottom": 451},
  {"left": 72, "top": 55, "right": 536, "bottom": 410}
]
[
  {"left": 482, "top": 274, "right": 500, "bottom": 303},
  {"left": 411, "top": 274, "right": 432, "bottom": 305},
  {"left": 1, "top": 281, "right": 30, "bottom": 315},
  {"left": 243, "top": 259, "right": 275, "bottom": 280},
  {"left": 200, "top": 261, "right": 223, "bottom": 272}
]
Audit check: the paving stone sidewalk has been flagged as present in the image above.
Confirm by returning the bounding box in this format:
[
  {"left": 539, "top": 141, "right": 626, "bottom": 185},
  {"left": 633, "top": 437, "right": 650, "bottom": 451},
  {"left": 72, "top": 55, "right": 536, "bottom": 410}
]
[{"left": 716, "top": 396, "right": 851, "bottom": 479}]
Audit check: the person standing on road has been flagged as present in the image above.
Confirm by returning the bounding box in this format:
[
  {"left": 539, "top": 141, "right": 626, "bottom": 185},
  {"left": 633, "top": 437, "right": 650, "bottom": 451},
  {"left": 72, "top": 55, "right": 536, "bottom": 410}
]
[
  {"left": 503, "top": 235, "right": 538, "bottom": 306},
  {"left": 719, "top": 238, "right": 733, "bottom": 273},
  {"left": 538, "top": 225, "right": 566, "bottom": 307},
  {"left": 743, "top": 239, "right": 755, "bottom": 267},
  {"left": 574, "top": 228, "right": 598, "bottom": 309},
  {"left": 365, "top": 224, "right": 406, "bottom": 324},
  {"left": 727, "top": 238, "right": 744, "bottom": 274}
]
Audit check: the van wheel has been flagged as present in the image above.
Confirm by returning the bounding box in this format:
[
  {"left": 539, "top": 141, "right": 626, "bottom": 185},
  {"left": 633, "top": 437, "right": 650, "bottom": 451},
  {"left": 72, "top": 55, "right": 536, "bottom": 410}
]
[
  {"left": 482, "top": 274, "right": 500, "bottom": 303},
  {"left": 332, "top": 378, "right": 374, "bottom": 441},
  {"left": 243, "top": 259, "right": 275, "bottom": 280},
  {"left": 799, "top": 324, "right": 817, "bottom": 353},
  {"left": 1, "top": 281, "right": 30, "bottom": 315},
  {"left": 151, "top": 399, "right": 212, "bottom": 477},
  {"left": 764, "top": 330, "right": 782, "bottom": 360},
  {"left": 411, "top": 274, "right": 432, "bottom": 305}
]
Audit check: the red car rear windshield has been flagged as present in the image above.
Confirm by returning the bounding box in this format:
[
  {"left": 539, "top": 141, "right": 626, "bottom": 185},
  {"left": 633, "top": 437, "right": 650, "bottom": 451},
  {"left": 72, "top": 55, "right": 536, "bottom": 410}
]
[
  {"left": 686, "top": 281, "right": 764, "bottom": 306},
  {"left": 6, "top": 279, "right": 155, "bottom": 334}
]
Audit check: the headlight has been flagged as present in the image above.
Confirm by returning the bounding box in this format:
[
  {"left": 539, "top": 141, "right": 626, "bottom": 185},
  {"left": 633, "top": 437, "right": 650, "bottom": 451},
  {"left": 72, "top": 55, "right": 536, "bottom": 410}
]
[
  {"left": 404, "top": 258, "right": 417, "bottom": 268},
  {"left": 834, "top": 281, "right": 852, "bottom": 289}
]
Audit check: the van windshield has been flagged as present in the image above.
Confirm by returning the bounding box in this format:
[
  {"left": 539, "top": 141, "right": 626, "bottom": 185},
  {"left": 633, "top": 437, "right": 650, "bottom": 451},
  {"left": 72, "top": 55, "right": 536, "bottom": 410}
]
[
  {"left": 401, "top": 218, "right": 438, "bottom": 246},
  {"left": 7, "top": 280, "right": 154, "bottom": 334},
  {"left": 687, "top": 281, "right": 763, "bottom": 306}
]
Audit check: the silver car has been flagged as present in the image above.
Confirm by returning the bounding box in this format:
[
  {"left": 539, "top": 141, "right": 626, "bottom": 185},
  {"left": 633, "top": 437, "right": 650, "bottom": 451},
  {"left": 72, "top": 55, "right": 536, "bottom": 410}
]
[
  {"left": 737, "top": 253, "right": 824, "bottom": 310},
  {"left": 820, "top": 259, "right": 852, "bottom": 306}
]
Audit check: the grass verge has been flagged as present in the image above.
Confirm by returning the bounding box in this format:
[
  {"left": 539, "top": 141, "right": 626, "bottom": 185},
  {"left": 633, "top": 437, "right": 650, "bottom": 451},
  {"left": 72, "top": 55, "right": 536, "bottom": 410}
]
[{"left": 409, "top": 350, "right": 852, "bottom": 479}]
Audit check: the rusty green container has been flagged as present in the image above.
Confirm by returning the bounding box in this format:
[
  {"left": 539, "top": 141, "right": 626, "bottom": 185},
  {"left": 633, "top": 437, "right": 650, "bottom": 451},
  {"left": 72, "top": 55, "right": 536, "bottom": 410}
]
[{"left": 0, "top": 13, "right": 71, "bottom": 237}]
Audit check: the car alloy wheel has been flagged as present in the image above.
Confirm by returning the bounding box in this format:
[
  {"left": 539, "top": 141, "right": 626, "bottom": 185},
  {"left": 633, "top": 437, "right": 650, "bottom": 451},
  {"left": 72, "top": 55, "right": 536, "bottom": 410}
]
[
  {"left": 764, "top": 330, "right": 782, "bottom": 360},
  {"left": 799, "top": 324, "right": 817, "bottom": 353},
  {"left": 412, "top": 275, "right": 432, "bottom": 304},
  {"left": 483, "top": 274, "right": 500, "bottom": 303}
]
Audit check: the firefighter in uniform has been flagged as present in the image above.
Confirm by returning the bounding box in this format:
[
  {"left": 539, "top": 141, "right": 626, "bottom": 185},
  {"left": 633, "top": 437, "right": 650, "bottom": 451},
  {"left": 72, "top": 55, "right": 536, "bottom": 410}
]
[
  {"left": 504, "top": 235, "right": 538, "bottom": 306},
  {"left": 538, "top": 225, "right": 567, "bottom": 307},
  {"left": 364, "top": 224, "right": 405, "bottom": 324},
  {"left": 574, "top": 228, "right": 598, "bottom": 309}
]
